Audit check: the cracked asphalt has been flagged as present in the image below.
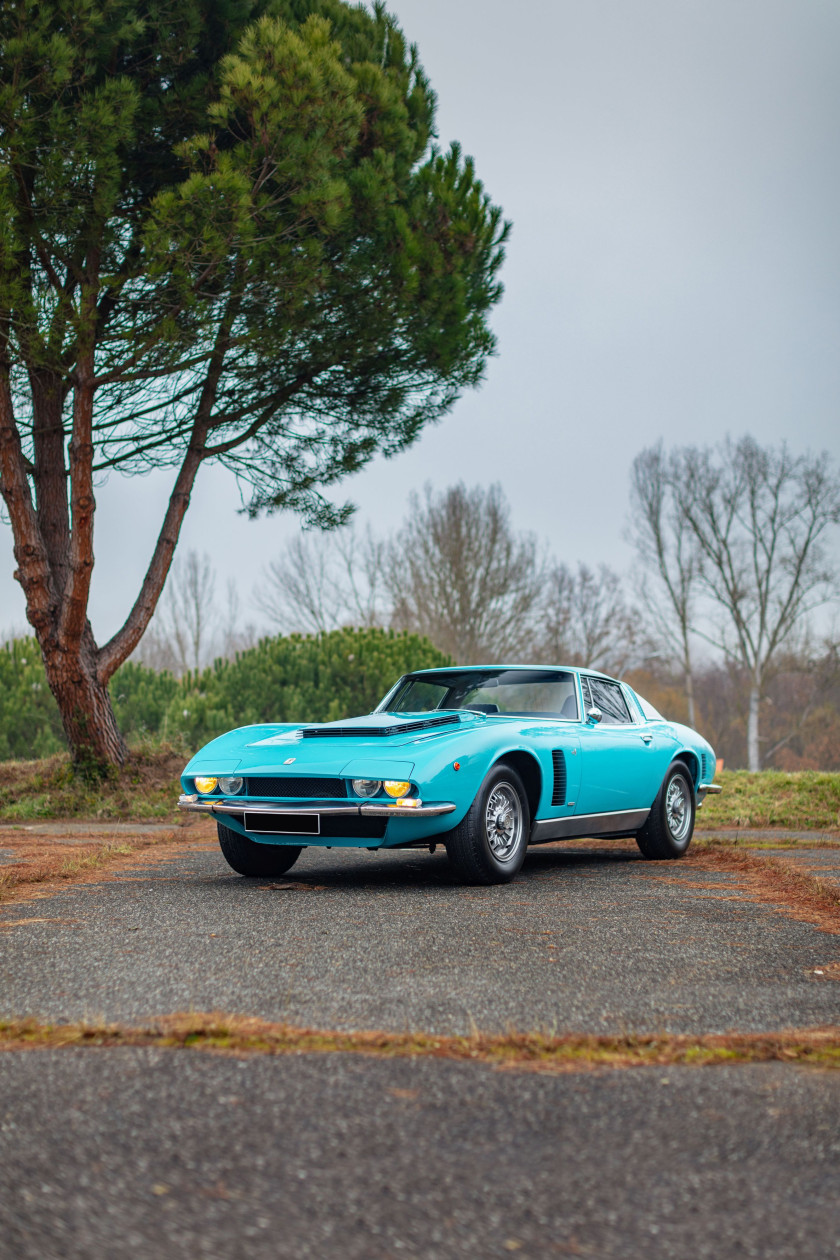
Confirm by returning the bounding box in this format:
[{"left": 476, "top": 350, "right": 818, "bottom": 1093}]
[{"left": 2, "top": 834, "right": 840, "bottom": 1258}]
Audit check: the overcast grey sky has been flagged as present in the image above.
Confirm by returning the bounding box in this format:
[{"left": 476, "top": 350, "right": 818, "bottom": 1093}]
[{"left": 2, "top": 0, "right": 839, "bottom": 640}]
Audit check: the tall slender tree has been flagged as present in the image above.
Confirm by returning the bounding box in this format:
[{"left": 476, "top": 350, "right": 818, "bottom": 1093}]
[
  {"left": 0, "top": 0, "right": 508, "bottom": 766},
  {"left": 672, "top": 438, "right": 840, "bottom": 769},
  {"left": 629, "top": 443, "right": 702, "bottom": 725}
]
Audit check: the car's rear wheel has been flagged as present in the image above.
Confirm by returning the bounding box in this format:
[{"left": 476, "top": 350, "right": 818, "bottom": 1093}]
[
  {"left": 217, "top": 822, "right": 303, "bottom": 877},
  {"left": 635, "top": 763, "right": 695, "bottom": 859},
  {"left": 444, "top": 763, "right": 530, "bottom": 885}
]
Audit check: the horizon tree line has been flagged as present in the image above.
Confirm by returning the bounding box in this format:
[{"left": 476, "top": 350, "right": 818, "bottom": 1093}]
[{"left": 123, "top": 435, "right": 840, "bottom": 772}]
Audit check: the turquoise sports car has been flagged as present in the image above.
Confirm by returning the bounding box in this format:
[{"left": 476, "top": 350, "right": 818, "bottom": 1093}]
[{"left": 179, "top": 665, "right": 721, "bottom": 885}]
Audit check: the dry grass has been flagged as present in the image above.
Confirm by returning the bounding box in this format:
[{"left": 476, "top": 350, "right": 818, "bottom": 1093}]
[
  {"left": 1, "top": 1012, "right": 839, "bottom": 1071},
  {"left": 691, "top": 846, "right": 840, "bottom": 935},
  {"left": 0, "top": 746, "right": 184, "bottom": 823},
  {"left": 0, "top": 826, "right": 213, "bottom": 906}
]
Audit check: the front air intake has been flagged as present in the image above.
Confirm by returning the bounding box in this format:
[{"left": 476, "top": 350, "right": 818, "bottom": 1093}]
[
  {"left": 245, "top": 777, "right": 347, "bottom": 799},
  {"left": 551, "top": 749, "right": 567, "bottom": 807},
  {"left": 300, "top": 714, "right": 461, "bottom": 738}
]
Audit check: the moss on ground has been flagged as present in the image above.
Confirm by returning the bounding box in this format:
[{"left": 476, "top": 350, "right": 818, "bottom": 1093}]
[{"left": 1, "top": 1014, "right": 839, "bottom": 1071}]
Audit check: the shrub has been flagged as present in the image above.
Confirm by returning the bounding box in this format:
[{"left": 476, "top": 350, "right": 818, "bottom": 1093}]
[{"left": 0, "top": 627, "right": 450, "bottom": 760}]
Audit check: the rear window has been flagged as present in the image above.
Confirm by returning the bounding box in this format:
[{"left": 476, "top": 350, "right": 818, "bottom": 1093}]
[{"left": 634, "top": 692, "right": 664, "bottom": 721}]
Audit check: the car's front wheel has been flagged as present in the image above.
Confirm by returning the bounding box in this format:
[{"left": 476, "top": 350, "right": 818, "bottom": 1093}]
[
  {"left": 635, "top": 762, "right": 695, "bottom": 860},
  {"left": 444, "top": 763, "right": 531, "bottom": 885},
  {"left": 217, "top": 822, "right": 303, "bottom": 877}
]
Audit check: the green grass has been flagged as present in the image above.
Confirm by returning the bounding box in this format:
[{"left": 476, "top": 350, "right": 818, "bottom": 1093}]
[
  {"left": 0, "top": 743, "right": 185, "bottom": 823},
  {"left": 2, "top": 751, "right": 839, "bottom": 832},
  {"left": 698, "top": 770, "right": 840, "bottom": 831}
]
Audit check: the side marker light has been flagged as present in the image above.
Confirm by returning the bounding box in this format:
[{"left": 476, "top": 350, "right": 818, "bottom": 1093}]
[{"left": 453, "top": 761, "right": 460, "bottom": 771}]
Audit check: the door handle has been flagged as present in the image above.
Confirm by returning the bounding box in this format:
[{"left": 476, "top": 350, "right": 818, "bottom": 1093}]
[{"left": 640, "top": 734, "right": 653, "bottom": 744}]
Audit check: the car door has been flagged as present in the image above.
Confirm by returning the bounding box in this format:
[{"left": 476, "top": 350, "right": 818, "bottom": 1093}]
[{"left": 574, "top": 676, "right": 663, "bottom": 816}]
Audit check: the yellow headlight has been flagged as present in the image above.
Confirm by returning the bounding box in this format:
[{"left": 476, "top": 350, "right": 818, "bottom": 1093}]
[
  {"left": 383, "top": 780, "right": 411, "bottom": 798},
  {"left": 194, "top": 775, "right": 219, "bottom": 794}
]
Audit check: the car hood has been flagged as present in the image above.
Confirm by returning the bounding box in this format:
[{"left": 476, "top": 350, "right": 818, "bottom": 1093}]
[{"left": 184, "top": 710, "right": 487, "bottom": 777}]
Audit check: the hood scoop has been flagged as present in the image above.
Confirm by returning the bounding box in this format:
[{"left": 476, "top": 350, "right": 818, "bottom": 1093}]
[{"left": 300, "top": 714, "right": 461, "bottom": 739}]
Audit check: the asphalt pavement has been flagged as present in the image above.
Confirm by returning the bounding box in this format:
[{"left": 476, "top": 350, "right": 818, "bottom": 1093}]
[
  {"left": 2, "top": 835, "right": 840, "bottom": 1259},
  {"left": 2, "top": 1048, "right": 840, "bottom": 1259},
  {"left": 1, "top": 840, "right": 838, "bottom": 1034}
]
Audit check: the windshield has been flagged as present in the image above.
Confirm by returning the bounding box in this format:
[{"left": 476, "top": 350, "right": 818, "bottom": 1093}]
[{"left": 377, "top": 669, "right": 579, "bottom": 720}]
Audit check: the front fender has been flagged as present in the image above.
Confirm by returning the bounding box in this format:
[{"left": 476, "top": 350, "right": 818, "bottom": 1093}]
[{"left": 409, "top": 726, "right": 568, "bottom": 827}]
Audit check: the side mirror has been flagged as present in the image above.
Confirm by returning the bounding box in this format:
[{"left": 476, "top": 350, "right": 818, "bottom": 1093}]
[{"left": 586, "top": 706, "right": 602, "bottom": 724}]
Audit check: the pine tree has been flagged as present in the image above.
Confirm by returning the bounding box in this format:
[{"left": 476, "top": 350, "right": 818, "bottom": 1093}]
[{"left": 0, "top": 0, "right": 508, "bottom": 767}]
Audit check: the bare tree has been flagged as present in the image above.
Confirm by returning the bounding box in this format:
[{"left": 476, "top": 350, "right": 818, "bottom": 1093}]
[
  {"left": 386, "top": 483, "right": 545, "bottom": 662},
  {"left": 335, "top": 528, "right": 388, "bottom": 630},
  {"left": 218, "top": 580, "right": 259, "bottom": 660},
  {"left": 629, "top": 443, "right": 702, "bottom": 725},
  {"left": 540, "top": 562, "right": 645, "bottom": 676},
  {"left": 255, "top": 525, "right": 386, "bottom": 635},
  {"left": 137, "top": 551, "right": 224, "bottom": 675},
  {"left": 675, "top": 437, "right": 840, "bottom": 770}
]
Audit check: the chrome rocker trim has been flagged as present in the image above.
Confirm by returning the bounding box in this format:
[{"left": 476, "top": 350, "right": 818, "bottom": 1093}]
[
  {"left": 530, "top": 808, "right": 651, "bottom": 844},
  {"left": 178, "top": 794, "right": 456, "bottom": 819}
]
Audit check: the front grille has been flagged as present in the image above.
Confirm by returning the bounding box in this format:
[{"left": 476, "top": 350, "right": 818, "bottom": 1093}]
[
  {"left": 245, "top": 777, "right": 347, "bottom": 799},
  {"left": 300, "top": 714, "right": 460, "bottom": 738},
  {"left": 551, "top": 749, "right": 567, "bottom": 807}
]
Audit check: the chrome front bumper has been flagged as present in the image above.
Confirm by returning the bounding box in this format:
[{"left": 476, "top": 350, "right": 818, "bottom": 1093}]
[
  {"left": 178, "top": 794, "right": 456, "bottom": 819},
  {"left": 698, "top": 783, "right": 723, "bottom": 794}
]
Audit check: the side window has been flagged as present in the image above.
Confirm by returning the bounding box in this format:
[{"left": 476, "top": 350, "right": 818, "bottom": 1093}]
[
  {"left": 580, "top": 677, "right": 592, "bottom": 711},
  {"left": 588, "top": 678, "right": 633, "bottom": 725}
]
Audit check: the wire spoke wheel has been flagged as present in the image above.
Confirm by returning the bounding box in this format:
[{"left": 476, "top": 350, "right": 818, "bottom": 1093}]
[
  {"left": 445, "top": 762, "right": 531, "bottom": 884},
  {"left": 636, "top": 763, "right": 696, "bottom": 860},
  {"left": 665, "top": 776, "right": 691, "bottom": 842},
  {"left": 484, "top": 782, "right": 523, "bottom": 862}
]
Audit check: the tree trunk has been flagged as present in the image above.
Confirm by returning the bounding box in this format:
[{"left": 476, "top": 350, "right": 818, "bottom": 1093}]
[
  {"left": 684, "top": 664, "right": 696, "bottom": 730},
  {"left": 40, "top": 627, "right": 129, "bottom": 769},
  {"left": 681, "top": 626, "right": 696, "bottom": 729},
  {"left": 747, "top": 679, "right": 761, "bottom": 772}
]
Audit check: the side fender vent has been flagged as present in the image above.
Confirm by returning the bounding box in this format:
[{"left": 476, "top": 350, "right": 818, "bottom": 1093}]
[
  {"left": 701, "top": 753, "right": 708, "bottom": 782},
  {"left": 551, "top": 750, "right": 567, "bottom": 807}
]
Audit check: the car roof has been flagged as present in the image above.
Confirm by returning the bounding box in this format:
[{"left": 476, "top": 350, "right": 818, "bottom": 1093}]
[{"left": 409, "top": 664, "right": 624, "bottom": 685}]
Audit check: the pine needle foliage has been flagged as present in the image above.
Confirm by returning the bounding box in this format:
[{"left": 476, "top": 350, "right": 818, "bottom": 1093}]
[{"left": 0, "top": 0, "right": 507, "bottom": 765}]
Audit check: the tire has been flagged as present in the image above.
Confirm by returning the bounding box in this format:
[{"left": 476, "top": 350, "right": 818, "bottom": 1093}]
[
  {"left": 217, "top": 822, "right": 303, "bottom": 877},
  {"left": 635, "top": 762, "right": 696, "bottom": 860},
  {"left": 444, "top": 763, "right": 531, "bottom": 885}
]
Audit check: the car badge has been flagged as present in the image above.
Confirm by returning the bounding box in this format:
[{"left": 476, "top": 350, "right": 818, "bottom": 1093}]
[{"left": 283, "top": 757, "right": 296, "bottom": 764}]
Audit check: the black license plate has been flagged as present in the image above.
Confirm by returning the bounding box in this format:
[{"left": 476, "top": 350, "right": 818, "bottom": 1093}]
[{"left": 244, "top": 812, "right": 320, "bottom": 836}]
